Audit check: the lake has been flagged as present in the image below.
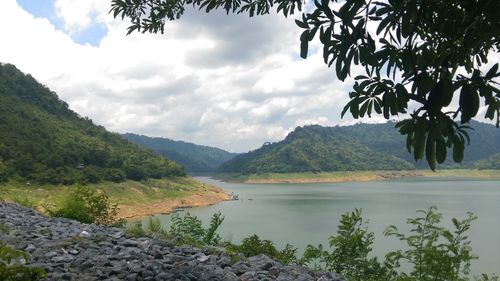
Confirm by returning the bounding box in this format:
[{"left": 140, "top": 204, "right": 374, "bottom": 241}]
[{"left": 143, "top": 177, "right": 500, "bottom": 275}]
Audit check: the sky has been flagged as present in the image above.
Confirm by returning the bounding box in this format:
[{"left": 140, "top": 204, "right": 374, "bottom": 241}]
[{"left": 0, "top": 0, "right": 496, "bottom": 153}]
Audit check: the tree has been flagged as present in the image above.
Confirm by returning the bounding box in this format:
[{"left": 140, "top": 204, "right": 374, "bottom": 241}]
[{"left": 110, "top": 0, "right": 500, "bottom": 170}]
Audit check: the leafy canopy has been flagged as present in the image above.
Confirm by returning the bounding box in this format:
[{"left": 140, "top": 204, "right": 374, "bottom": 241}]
[{"left": 110, "top": 0, "right": 500, "bottom": 170}]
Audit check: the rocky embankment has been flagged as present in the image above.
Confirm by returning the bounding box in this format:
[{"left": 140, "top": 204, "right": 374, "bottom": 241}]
[{"left": 0, "top": 203, "right": 345, "bottom": 281}]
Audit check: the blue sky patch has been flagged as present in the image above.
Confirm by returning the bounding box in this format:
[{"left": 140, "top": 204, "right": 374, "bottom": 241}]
[
  {"left": 17, "top": 0, "right": 107, "bottom": 46},
  {"left": 72, "top": 22, "right": 108, "bottom": 46}
]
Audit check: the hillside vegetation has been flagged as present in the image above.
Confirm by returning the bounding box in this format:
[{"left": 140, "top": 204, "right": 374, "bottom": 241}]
[
  {"left": 0, "top": 63, "right": 184, "bottom": 184},
  {"left": 123, "top": 133, "right": 237, "bottom": 173},
  {"left": 219, "top": 125, "right": 415, "bottom": 173},
  {"left": 473, "top": 153, "right": 500, "bottom": 170},
  {"left": 219, "top": 122, "right": 500, "bottom": 174},
  {"left": 332, "top": 121, "right": 500, "bottom": 168}
]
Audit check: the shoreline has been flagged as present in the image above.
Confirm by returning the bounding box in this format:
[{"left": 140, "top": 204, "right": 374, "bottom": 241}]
[
  {"left": 216, "top": 169, "right": 500, "bottom": 184},
  {"left": 0, "top": 177, "right": 232, "bottom": 221},
  {"left": 118, "top": 187, "right": 231, "bottom": 220}
]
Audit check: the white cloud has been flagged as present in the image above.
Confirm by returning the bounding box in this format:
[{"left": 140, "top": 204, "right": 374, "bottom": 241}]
[
  {"left": 54, "top": 0, "right": 110, "bottom": 33},
  {"left": 3, "top": 0, "right": 423, "bottom": 153}
]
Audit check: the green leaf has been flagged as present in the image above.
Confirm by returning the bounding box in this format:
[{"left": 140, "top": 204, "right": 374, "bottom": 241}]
[
  {"left": 295, "top": 19, "right": 309, "bottom": 29},
  {"left": 413, "top": 122, "right": 426, "bottom": 161},
  {"left": 300, "top": 36, "right": 309, "bottom": 59},
  {"left": 452, "top": 135, "right": 464, "bottom": 162},
  {"left": 459, "top": 84, "right": 479, "bottom": 123},
  {"left": 425, "top": 133, "right": 436, "bottom": 171},
  {"left": 485, "top": 63, "right": 499, "bottom": 79},
  {"left": 436, "top": 138, "right": 447, "bottom": 164}
]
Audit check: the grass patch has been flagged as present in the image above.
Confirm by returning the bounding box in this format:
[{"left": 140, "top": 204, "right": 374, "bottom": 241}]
[{"left": 0, "top": 177, "right": 213, "bottom": 215}]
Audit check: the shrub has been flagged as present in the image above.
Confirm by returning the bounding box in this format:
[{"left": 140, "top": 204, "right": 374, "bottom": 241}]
[
  {"left": 103, "top": 168, "right": 126, "bottom": 183},
  {"left": 82, "top": 166, "right": 102, "bottom": 183},
  {"left": 169, "top": 212, "right": 224, "bottom": 246},
  {"left": 300, "top": 209, "right": 388, "bottom": 280},
  {"left": 384, "top": 206, "right": 478, "bottom": 281},
  {"left": 48, "top": 186, "right": 123, "bottom": 226},
  {"left": 0, "top": 159, "right": 8, "bottom": 182},
  {"left": 227, "top": 234, "right": 298, "bottom": 265},
  {"left": 0, "top": 242, "right": 46, "bottom": 281},
  {"left": 123, "top": 165, "right": 147, "bottom": 181},
  {"left": 126, "top": 221, "right": 147, "bottom": 238},
  {"left": 126, "top": 217, "right": 167, "bottom": 238},
  {"left": 129, "top": 208, "right": 498, "bottom": 280}
]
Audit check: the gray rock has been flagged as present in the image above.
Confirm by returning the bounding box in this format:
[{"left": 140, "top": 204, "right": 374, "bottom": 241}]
[
  {"left": 197, "top": 254, "right": 210, "bottom": 262},
  {"left": 51, "top": 254, "right": 75, "bottom": 263},
  {"left": 221, "top": 271, "right": 238, "bottom": 281},
  {"left": 232, "top": 261, "right": 250, "bottom": 275},
  {"left": 0, "top": 202, "right": 346, "bottom": 281},
  {"left": 268, "top": 266, "right": 280, "bottom": 277},
  {"left": 122, "top": 239, "right": 139, "bottom": 247},
  {"left": 78, "top": 230, "right": 91, "bottom": 238},
  {"left": 240, "top": 270, "right": 256, "bottom": 279},
  {"left": 125, "top": 273, "right": 138, "bottom": 281},
  {"left": 24, "top": 243, "right": 36, "bottom": 253},
  {"left": 248, "top": 254, "right": 278, "bottom": 271}
]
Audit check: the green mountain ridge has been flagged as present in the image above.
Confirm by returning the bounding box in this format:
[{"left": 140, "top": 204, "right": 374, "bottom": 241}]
[
  {"left": 122, "top": 133, "right": 237, "bottom": 173},
  {"left": 0, "top": 63, "right": 185, "bottom": 184},
  {"left": 332, "top": 121, "right": 500, "bottom": 168},
  {"left": 218, "top": 125, "right": 415, "bottom": 174},
  {"left": 219, "top": 121, "right": 500, "bottom": 174},
  {"left": 473, "top": 153, "right": 500, "bottom": 170}
]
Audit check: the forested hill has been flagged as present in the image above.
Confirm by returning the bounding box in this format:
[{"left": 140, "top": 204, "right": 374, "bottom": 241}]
[
  {"left": 0, "top": 63, "right": 184, "bottom": 184},
  {"left": 473, "top": 153, "right": 500, "bottom": 170},
  {"left": 218, "top": 121, "right": 500, "bottom": 174},
  {"left": 218, "top": 125, "right": 415, "bottom": 174},
  {"left": 332, "top": 121, "right": 500, "bottom": 168},
  {"left": 122, "top": 133, "right": 237, "bottom": 173}
]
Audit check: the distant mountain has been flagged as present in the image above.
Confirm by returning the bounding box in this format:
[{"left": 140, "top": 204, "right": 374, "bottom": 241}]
[
  {"left": 0, "top": 63, "right": 185, "bottom": 184},
  {"left": 218, "top": 125, "right": 415, "bottom": 174},
  {"left": 218, "top": 121, "right": 500, "bottom": 174},
  {"left": 473, "top": 153, "right": 500, "bottom": 170},
  {"left": 122, "top": 133, "right": 237, "bottom": 173},
  {"left": 332, "top": 121, "right": 500, "bottom": 168}
]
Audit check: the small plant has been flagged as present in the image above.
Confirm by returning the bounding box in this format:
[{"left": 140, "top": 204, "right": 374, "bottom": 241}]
[
  {"left": 384, "top": 206, "right": 478, "bottom": 281},
  {"left": 48, "top": 186, "right": 123, "bottom": 226},
  {"left": 0, "top": 242, "right": 46, "bottom": 281},
  {"left": 227, "top": 234, "right": 298, "bottom": 265},
  {"left": 300, "top": 209, "right": 388, "bottom": 281},
  {"left": 12, "top": 197, "right": 36, "bottom": 209},
  {"left": 126, "top": 221, "right": 147, "bottom": 238},
  {"left": 126, "top": 217, "right": 171, "bottom": 239},
  {"left": 169, "top": 212, "right": 224, "bottom": 246},
  {"left": 475, "top": 274, "right": 500, "bottom": 281},
  {"left": 0, "top": 224, "right": 10, "bottom": 234}
]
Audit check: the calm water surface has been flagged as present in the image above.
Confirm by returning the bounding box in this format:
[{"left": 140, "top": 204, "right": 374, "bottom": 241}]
[{"left": 144, "top": 177, "right": 500, "bottom": 275}]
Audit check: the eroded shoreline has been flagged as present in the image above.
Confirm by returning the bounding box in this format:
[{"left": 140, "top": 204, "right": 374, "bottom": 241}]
[
  {"left": 118, "top": 187, "right": 231, "bottom": 220},
  {"left": 217, "top": 169, "right": 500, "bottom": 184}
]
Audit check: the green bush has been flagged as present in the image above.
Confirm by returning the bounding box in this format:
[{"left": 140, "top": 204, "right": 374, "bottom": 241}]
[
  {"left": 48, "top": 186, "right": 123, "bottom": 226},
  {"left": 0, "top": 242, "right": 46, "bottom": 281},
  {"left": 169, "top": 212, "right": 224, "bottom": 246},
  {"left": 126, "top": 217, "right": 167, "bottom": 238},
  {"left": 384, "top": 206, "right": 478, "bottom": 281},
  {"left": 300, "top": 209, "right": 388, "bottom": 280},
  {"left": 126, "top": 221, "right": 147, "bottom": 238},
  {"left": 0, "top": 159, "right": 9, "bottom": 182},
  {"left": 103, "top": 168, "right": 126, "bottom": 183},
  {"left": 300, "top": 207, "right": 497, "bottom": 281},
  {"left": 130, "top": 208, "right": 498, "bottom": 280},
  {"left": 227, "top": 234, "right": 298, "bottom": 265},
  {"left": 82, "top": 166, "right": 102, "bottom": 183}
]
